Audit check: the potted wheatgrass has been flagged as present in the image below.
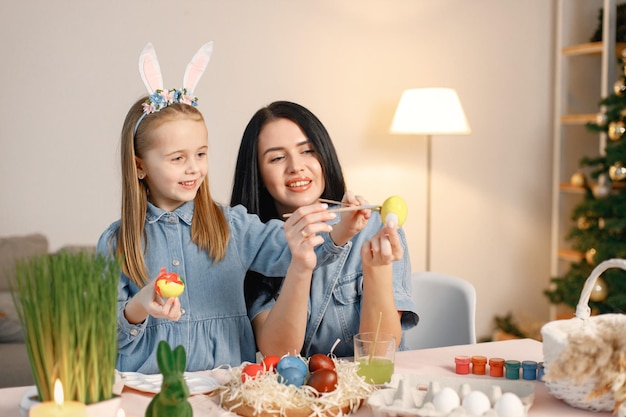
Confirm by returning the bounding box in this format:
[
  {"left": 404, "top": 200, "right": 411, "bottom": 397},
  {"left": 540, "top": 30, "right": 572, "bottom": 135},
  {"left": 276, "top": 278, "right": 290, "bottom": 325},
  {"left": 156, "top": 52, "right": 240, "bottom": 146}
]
[{"left": 11, "top": 250, "right": 119, "bottom": 409}]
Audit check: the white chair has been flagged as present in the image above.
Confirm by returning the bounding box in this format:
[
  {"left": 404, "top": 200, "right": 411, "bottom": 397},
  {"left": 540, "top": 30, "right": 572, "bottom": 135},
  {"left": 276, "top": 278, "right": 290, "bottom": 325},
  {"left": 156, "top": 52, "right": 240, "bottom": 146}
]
[{"left": 404, "top": 271, "right": 477, "bottom": 350}]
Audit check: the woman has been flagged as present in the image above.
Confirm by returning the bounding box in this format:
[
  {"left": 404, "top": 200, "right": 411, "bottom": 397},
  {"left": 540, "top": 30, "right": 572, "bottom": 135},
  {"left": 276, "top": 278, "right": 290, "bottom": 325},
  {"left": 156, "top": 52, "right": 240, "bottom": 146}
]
[{"left": 231, "top": 101, "right": 418, "bottom": 358}]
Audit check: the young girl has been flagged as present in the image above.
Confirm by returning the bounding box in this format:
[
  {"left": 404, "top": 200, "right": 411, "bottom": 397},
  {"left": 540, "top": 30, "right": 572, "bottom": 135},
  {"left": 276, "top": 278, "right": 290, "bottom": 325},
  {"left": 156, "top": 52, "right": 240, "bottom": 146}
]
[
  {"left": 231, "top": 101, "right": 419, "bottom": 358},
  {"left": 97, "top": 44, "right": 357, "bottom": 374}
]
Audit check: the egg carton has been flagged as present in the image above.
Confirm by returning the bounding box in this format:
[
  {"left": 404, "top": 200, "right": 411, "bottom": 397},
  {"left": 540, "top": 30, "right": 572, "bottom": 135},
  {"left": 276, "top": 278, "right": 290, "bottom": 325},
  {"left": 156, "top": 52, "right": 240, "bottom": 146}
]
[{"left": 367, "top": 373, "right": 535, "bottom": 417}]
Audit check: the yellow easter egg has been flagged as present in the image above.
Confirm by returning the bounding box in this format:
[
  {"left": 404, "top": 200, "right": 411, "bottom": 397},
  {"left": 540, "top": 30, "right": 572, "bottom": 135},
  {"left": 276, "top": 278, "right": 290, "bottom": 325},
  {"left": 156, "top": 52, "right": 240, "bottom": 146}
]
[
  {"left": 380, "top": 196, "right": 407, "bottom": 227},
  {"left": 156, "top": 279, "right": 185, "bottom": 298}
]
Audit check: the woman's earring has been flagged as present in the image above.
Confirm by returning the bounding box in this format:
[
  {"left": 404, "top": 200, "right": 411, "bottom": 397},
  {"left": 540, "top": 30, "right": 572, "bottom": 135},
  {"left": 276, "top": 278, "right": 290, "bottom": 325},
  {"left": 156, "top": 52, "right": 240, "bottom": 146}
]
[{"left": 138, "top": 173, "right": 145, "bottom": 180}]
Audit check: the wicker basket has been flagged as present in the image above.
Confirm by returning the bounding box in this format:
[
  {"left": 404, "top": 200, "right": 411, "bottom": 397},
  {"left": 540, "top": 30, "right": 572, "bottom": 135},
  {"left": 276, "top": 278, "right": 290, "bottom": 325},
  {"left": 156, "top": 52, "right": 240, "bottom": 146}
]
[{"left": 541, "top": 259, "right": 626, "bottom": 413}]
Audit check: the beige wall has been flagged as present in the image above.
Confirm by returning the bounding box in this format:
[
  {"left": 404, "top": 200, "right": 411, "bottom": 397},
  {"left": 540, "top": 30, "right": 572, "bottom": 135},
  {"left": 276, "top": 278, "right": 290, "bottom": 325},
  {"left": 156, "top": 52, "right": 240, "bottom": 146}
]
[{"left": 0, "top": 1, "right": 555, "bottom": 340}]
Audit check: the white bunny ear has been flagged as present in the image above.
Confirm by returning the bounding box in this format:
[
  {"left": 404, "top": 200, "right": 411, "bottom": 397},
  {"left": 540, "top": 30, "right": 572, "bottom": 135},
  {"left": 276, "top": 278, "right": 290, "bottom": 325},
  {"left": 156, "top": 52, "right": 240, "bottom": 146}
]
[
  {"left": 182, "top": 42, "right": 214, "bottom": 95},
  {"left": 138, "top": 43, "right": 163, "bottom": 95}
]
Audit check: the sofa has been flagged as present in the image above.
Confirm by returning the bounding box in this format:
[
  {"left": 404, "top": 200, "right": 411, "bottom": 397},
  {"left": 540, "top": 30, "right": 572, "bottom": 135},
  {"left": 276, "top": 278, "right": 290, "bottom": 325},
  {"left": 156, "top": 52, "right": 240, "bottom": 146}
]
[{"left": 0, "top": 234, "right": 95, "bottom": 388}]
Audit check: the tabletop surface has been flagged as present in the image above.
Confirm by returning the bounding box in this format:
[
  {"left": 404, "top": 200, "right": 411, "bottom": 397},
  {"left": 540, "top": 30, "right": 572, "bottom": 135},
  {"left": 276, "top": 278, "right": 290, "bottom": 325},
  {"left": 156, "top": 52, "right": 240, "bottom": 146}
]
[{"left": 0, "top": 338, "right": 612, "bottom": 417}]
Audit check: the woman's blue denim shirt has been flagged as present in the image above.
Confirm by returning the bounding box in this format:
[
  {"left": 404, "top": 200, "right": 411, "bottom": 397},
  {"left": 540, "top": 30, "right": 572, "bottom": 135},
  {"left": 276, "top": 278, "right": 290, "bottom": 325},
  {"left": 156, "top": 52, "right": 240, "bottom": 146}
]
[
  {"left": 248, "top": 210, "right": 419, "bottom": 358},
  {"left": 96, "top": 201, "right": 345, "bottom": 374}
]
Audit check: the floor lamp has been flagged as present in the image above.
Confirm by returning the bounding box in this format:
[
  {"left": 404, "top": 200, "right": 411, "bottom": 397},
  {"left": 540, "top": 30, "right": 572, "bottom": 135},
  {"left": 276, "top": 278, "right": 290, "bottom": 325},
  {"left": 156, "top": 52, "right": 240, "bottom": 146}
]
[{"left": 389, "top": 88, "right": 471, "bottom": 271}]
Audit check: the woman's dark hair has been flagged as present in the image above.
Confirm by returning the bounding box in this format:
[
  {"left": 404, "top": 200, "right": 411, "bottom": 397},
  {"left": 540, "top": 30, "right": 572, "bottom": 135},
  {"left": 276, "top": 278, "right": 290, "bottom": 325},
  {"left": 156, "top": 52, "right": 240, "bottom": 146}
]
[{"left": 230, "top": 101, "right": 346, "bottom": 222}]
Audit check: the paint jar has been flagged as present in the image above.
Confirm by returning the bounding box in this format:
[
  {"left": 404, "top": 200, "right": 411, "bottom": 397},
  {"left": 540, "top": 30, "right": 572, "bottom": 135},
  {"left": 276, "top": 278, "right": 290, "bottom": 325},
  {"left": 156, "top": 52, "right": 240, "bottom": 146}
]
[
  {"left": 455, "top": 356, "right": 470, "bottom": 375},
  {"left": 488, "top": 357, "right": 505, "bottom": 377},
  {"left": 522, "top": 360, "right": 538, "bottom": 380},
  {"left": 504, "top": 360, "right": 520, "bottom": 380},
  {"left": 471, "top": 355, "right": 487, "bottom": 375},
  {"left": 537, "top": 362, "right": 545, "bottom": 381}
]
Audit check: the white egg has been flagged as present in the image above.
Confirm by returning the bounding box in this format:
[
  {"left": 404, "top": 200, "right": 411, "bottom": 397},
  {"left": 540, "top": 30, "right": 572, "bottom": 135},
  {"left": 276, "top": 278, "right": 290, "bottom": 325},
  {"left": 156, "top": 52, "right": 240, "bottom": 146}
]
[
  {"left": 493, "top": 392, "right": 525, "bottom": 417},
  {"left": 462, "top": 390, "right": 491, "bottom": 415},
  {"left": 432, "top": 386, "right": 460, "bottom": 413}
]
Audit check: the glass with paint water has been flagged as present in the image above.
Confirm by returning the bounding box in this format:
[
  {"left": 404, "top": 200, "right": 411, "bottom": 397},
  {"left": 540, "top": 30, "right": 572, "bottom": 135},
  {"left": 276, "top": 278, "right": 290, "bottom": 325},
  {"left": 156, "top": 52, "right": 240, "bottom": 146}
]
[{"left": 354, "top": 332, "right": 396, "bottom": 384}]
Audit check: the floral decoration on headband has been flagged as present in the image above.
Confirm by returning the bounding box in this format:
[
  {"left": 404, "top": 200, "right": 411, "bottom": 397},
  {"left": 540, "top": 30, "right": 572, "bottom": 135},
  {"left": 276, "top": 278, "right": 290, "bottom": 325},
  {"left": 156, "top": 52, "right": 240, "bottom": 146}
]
[
  {"left": 142, "top": 88, "right": 198, "bottom": 115},
  {"left": 134, "top": 42, "right": 213, "bottom": 126}
]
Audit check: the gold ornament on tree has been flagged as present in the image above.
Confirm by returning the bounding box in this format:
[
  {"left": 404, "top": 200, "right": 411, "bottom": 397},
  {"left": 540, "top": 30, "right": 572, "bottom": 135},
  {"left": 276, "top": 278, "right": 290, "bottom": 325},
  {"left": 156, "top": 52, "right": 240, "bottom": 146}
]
[
  {"left": 570, "top": 170, "right": 586, "bottom": 187},
  {"left": 596, "top": 112, "right": 608, "bottom": 126},
  {"left": 585, "top": 248, "right": 597, "bottom": 265},
  {"left": 615, "top": 79, "right": 626, "bottom": 96},
  {"left": 589, "top": 275, "right": 608, "bottom": 302},
  {"left": 609, "top": 162, "right": 626, "bottom": 181},
  {"left": 608, "top": 120, "right": 626, "bottom": 141},
  {"left": 577, "top": 216, "right": 590, "bottom": 230}
]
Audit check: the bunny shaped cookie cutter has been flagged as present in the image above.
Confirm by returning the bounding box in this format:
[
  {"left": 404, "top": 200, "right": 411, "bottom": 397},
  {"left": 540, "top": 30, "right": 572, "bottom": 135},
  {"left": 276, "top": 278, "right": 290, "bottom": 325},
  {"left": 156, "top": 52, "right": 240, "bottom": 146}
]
[{"left": 134, "top": 41, "right": 214, "bottom": 134}]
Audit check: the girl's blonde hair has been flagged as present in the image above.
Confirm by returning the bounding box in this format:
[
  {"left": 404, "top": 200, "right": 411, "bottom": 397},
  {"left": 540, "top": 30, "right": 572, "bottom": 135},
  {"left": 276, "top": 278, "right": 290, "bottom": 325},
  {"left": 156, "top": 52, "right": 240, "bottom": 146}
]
[{"left": 117, "top": 97, "right": 229, "bottom": 287}]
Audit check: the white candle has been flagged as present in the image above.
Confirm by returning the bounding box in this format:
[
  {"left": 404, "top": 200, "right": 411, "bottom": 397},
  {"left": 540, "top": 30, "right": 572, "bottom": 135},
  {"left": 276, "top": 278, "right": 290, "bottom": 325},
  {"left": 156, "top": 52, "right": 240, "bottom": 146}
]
[
  {"left": 29, "top": 380, "right": 86, "bottom": 417},
  {"left": 117, "top": 408, "right": 138, "bottom": 417},
  {"left": 29, "top": 401, "right": 86, "bottom": 417}
]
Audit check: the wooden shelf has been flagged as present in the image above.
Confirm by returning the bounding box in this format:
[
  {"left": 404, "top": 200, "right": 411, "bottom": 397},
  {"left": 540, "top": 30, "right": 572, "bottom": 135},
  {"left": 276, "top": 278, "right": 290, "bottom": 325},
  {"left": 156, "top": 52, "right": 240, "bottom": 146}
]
[
  {"left": 558, "top": 248, "right": 583, "bottom": 262},
  {"left": 560, "top": 113, "right": 597, "bottom": 124},
  {"left": 562, "top": 41, "right": 626, "bottom": 57},
  {"left": 560, "top": 181, "right": 625, "bottom": 193},
  {"left": 559, "top": 183, "right": 586, "bottom": 193}
]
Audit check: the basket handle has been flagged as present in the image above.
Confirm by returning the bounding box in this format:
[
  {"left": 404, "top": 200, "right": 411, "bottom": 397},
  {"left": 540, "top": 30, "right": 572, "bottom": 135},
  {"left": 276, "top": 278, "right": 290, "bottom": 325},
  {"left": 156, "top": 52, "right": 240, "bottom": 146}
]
[{"left": 576, "top": 258, "right": 626, "bottom": 319}]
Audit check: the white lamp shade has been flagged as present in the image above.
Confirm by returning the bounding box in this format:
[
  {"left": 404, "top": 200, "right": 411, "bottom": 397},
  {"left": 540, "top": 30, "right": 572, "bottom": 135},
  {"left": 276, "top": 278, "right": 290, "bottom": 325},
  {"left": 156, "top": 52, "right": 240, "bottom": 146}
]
[{"left": 390, "top": 88, "right": 471, "bottom": 135}]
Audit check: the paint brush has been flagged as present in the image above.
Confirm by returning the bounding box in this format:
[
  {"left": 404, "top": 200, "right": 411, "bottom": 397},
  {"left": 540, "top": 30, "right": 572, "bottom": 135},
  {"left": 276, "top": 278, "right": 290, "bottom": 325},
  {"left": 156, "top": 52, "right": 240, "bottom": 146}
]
[{"left": 282, "top": 202, "right": 380, "bottom": 218}]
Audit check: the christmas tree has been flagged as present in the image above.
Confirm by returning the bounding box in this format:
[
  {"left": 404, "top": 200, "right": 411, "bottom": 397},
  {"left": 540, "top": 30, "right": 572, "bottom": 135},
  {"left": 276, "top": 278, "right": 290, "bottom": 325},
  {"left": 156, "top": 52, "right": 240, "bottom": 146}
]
[{"left": 544, "top": 51, "right": 626, "bottom": 315}]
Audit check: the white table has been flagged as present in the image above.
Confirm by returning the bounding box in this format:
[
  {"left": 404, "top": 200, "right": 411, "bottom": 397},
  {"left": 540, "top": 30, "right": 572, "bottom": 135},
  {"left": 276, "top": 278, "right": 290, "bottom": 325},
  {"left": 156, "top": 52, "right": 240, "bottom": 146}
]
[{"left": 0, "top": 339, "right": 611, "bottom": 417}]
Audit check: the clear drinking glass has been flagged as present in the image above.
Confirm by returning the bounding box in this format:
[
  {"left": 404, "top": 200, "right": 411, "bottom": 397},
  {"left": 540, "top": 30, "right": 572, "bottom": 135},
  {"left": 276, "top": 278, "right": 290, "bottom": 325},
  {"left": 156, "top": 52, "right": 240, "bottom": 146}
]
[{"left": 353, "top": 332, "right": 395, "bottom": 384}]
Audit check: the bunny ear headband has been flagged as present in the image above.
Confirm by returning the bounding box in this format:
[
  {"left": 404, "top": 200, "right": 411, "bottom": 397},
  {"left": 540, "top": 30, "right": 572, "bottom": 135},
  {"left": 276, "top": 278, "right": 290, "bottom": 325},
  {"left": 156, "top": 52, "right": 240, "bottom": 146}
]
[{"left": 134, "top": 41, "right": 214, "bottom": 133}]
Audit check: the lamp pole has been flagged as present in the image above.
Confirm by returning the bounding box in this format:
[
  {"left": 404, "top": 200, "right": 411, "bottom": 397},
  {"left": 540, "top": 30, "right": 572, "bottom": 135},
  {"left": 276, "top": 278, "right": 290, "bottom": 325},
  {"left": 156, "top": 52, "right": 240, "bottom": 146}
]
[{"left": 425, "top": 134, "right": 432, "bottom": 271}]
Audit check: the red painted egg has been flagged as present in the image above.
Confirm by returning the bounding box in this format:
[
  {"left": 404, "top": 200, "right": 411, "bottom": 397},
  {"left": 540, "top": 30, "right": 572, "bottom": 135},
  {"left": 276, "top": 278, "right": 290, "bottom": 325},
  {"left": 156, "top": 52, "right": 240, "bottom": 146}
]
[
  {"left": 241, "top": 363, "right": 264, "bottom": 382},
  {"left": 307, "top": 368, "right": 338, "bottom": 393},
  {"left": 261, "top": 355, "right": 281, "bottom": 372},
  {"left": 154, "top": 267, "right": 185, "bottom": 298},
  {"left": 308, "top": 353, "right": 335, "bottom": 372}
]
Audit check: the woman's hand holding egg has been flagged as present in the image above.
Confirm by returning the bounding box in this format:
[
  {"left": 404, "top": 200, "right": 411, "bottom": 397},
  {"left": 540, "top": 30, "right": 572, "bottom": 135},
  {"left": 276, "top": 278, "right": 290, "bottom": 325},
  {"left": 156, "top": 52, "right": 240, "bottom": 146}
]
[{"left": 380, "top": 196, "right": 407, "bottom": 228}]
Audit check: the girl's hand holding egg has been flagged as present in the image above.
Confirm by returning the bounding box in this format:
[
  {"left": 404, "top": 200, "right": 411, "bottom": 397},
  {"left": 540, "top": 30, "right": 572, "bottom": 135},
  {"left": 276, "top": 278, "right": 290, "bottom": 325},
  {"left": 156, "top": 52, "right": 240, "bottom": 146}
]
[
  {"left": 155, "top": 267, "right": 185, "bottom": 298},
  {"left": 125, "top": 270, "right": 183, "bottom": 324}
]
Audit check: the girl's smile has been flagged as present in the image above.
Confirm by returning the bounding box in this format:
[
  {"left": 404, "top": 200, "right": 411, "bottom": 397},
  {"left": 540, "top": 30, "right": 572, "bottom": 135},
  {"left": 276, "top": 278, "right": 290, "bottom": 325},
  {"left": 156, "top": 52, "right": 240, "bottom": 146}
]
[{"left": 180, "top": 180, "right": 198, "bottom": 189}]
